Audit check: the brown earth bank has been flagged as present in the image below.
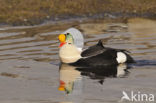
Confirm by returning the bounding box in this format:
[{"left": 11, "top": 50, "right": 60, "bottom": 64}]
[{"left": 1, "top": 0, "right": 156, "bottom": 26}]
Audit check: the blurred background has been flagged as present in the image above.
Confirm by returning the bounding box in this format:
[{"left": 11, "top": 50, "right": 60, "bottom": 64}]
[{"left": 0, "top": 0, "right": 156, "bottom": 25}]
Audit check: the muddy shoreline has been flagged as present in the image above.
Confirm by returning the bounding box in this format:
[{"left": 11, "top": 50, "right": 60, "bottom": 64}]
[
  {"left": 1, "top": 0, "right": 156, "bottom": 26},
  {"left": 1, "top": 12, "right": 156, "bottom": 26}
]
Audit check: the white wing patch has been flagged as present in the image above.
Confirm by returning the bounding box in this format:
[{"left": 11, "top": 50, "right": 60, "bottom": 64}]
[{"left": 116, "top": 52, "right": 127, "bottom": 63}]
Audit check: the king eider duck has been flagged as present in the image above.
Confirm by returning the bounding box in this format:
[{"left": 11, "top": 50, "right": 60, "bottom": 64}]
[{"left": 58, "top": 30, "right": 135, "bottom": 67}]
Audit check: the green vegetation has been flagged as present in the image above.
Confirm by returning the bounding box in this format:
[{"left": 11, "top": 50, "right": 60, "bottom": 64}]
[{"left": 0, "top": 0, "right": 156, "bottom": 25}]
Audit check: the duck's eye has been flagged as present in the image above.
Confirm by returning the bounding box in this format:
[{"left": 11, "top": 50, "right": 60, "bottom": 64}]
[{"left": 67, "top": 33, "right": 70, "bottom": 35}]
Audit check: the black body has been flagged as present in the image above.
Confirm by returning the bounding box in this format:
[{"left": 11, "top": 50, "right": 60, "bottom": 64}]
[{"left": 70, "top": 40, "right": 135, "bottom": 67}]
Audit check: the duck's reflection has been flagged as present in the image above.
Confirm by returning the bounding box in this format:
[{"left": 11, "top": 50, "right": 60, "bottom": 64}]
[
  {"left": 58, "top": 63, "right": 130, "bottom": 94},
  {"left": 77, "top": 64, "right": 130, "bottom": 80},
  {"left": 58, "top": 64, "right": 82, "bottom": 94}
]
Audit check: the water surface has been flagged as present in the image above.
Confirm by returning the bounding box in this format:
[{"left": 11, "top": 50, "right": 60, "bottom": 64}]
[{"left": 0, "top": 18, "right": 156, "bottom": 103}]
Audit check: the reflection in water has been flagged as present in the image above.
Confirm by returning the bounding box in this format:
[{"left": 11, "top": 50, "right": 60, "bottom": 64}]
[
  {"left": 76, "top": 64, "right": 130, "bottom": 81},
  {"left": 58, "top": 63, "right": 130, "bottom": 94},
  {"left": 58, "top": 64, "right": 82, "bottom": 94}
]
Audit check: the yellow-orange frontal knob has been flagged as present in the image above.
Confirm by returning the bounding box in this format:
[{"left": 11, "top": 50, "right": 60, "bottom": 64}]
[{"left": 58, "top": 34, "right": 66, "bottom": 43}]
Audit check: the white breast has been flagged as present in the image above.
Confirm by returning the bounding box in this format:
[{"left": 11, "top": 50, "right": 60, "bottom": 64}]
[
  {"left": 59, "top": 44, "right": 81, "bottom": 63},
  {"left": 116, "top": 52, "right": 127, "bottom": 63}
]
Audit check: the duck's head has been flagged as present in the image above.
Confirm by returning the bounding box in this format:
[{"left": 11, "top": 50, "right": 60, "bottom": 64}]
[{"left": 58, "top": 33, "right": 74, "bottom": 48}]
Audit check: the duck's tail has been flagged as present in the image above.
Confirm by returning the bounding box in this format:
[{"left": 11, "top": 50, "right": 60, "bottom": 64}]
[
  {"left": 125, "top": 52, "right": 136, "bottom": 63},
  {"left": 116, "top": 49, "right": 135, "bottom": 63}
]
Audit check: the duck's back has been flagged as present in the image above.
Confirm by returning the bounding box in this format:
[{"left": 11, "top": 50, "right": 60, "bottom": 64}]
[{"left": 81, "top": 40, "right": 105, "bottom": 57}]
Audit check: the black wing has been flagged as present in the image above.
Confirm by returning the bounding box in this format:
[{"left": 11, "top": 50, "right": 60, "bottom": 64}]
[{"left": 81, "top": 40, "right": 106, "bottom": 57}]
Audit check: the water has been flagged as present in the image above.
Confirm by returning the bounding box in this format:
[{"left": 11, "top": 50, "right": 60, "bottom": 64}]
[{"left": 0, "top": 18, "right": 156, "bottom": 103}]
